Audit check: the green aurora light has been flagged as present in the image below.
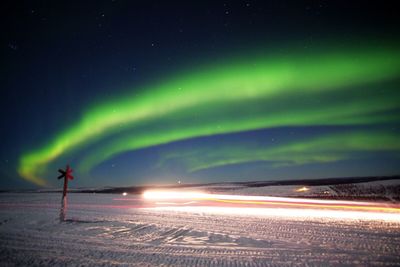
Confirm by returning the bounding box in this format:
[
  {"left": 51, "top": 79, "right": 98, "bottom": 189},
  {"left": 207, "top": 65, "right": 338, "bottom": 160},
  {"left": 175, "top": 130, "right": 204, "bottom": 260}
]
[
  {"left": 156, "top": 130, "right": 400, "bottom": 173},
  {"left": 18, "top": 45, "right": 400, "bottom": 185}
]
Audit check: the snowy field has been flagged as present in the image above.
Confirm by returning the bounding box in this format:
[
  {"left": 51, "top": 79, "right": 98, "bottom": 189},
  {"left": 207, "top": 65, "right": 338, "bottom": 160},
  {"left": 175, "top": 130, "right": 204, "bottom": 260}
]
[{"left": 1, "top": 185, "right": 400, "bottom": 266}]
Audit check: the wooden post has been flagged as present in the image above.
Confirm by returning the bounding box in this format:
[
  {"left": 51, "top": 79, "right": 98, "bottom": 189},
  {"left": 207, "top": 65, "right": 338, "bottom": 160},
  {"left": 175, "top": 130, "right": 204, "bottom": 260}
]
[
  {"left": 60, "top": 176, "right": 68, "bottom": 222},
  {"left": 63, "top": 175, "right": 68, "bottom": 198},
  {"left": 58, "top": 165, "right": 74, "bottom": 222},
  {"left": 60, "top": 193, "right": 67, "bottom": 222}
]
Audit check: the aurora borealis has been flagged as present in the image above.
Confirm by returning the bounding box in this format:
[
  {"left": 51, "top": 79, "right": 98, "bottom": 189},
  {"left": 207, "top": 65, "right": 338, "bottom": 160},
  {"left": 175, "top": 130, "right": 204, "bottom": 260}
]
[
  {"left": 157, "top": 130, "right": 400, "bottom": 173},
  {"left": 17, "top": 45, "right": 400, "bottom": 186},
  {"left": 2, "top": 1, "right": 400, "bottom": 188}
]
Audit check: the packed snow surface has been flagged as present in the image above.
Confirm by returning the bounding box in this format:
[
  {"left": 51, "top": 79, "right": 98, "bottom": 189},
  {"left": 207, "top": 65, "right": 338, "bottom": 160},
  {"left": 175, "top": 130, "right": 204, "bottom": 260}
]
[{"left": 1, "top": 188, "right": 400, "bottom": 266}]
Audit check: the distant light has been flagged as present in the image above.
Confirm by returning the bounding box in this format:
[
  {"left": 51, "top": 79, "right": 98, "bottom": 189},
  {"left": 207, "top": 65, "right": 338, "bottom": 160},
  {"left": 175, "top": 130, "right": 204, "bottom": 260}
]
[
  {"left": 295, "top": 186, "right": 309, "bottom": 192},
  {"left": 178, "top": 180, "right": 181, "bottom": 184},
  {"left": 122, "top": 192, "right": 128, "bottom": 196}
]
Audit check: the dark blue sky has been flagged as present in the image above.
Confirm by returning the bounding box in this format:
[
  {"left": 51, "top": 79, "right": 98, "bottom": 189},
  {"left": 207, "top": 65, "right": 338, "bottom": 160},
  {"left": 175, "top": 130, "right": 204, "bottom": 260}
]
[{"left": 1, "top": 1, "right": 400, "bottom": 189}]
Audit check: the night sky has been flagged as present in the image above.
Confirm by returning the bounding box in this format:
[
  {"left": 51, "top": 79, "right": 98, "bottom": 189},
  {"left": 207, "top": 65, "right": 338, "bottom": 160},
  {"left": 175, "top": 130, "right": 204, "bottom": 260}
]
[{"left": 1, "top": 1, "right": 400, "bottom": 189}]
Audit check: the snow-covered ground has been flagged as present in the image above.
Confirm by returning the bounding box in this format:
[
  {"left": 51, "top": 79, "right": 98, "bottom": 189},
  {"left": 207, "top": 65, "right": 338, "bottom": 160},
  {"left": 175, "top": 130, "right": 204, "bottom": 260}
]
[{"left": 1, "top": 184, "right": 400, "bottom": 266}]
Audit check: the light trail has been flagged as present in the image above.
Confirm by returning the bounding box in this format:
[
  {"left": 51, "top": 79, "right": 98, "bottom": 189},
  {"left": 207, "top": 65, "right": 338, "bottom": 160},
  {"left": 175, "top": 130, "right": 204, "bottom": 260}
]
[
  {"left": 142, "top": 190, "right": 400, "bottom": 222},
  {"left": 212, "top": 199, "right": 400, "bottom": 213},
  {"left": 143, "top": 190, "right": 385, "bottom": 206},
  {"left": 155, "top": 201, "right": 198, "bottom": 205},
  {"left": 149, "top": 206, "right": 400, "bottom": 222}
]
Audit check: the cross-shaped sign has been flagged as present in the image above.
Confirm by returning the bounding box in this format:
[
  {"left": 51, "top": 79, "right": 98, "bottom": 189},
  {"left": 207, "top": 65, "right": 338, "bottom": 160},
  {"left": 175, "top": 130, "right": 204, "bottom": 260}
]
[{"left": 58, "top": 165, "right": 74, "bottom": 180}]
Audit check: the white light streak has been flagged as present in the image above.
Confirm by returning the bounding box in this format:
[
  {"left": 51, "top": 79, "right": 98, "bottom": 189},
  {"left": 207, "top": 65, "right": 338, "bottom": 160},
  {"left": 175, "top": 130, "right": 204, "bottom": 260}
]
[
  {"left": 147, "top": 206, "right": 400, "bottom": 222},
  {"left": 142, "top": 190, "right": 400, "bottom": 222},
  {"left": 142, "top": 190, "right": 373, "bottom": 206}
]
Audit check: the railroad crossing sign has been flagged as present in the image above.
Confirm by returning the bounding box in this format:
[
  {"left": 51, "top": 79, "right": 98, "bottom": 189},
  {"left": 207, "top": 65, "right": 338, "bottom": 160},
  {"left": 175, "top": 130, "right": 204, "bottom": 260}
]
[{"left": 58, "top": 164, "right": 74, "bottom": 180}]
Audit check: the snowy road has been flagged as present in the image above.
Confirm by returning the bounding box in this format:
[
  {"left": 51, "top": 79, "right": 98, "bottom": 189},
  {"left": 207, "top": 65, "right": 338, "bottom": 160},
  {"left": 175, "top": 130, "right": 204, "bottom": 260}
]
[{"left": 1, "top": 192, "right": 400, "bottom": 266}]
